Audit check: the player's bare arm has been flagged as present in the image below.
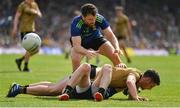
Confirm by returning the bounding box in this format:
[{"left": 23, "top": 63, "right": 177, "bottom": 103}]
[
  {"left": 71, "top": 36, "right": 98, "bottom": 59},
  {"left": 11, "top": 11, "right": 21, "bottom": 38},
  {"left": 102, "top": 27, "right": 122, "bottom": 55},
  {"left": 36, "top": 5, "right": 42, "bottom": 17},
  {"left": 126, "top": 73, "right": 139, "bottom": 101},
  {"left": 126, "top": 73, "right": 149, "bottom": 101}
]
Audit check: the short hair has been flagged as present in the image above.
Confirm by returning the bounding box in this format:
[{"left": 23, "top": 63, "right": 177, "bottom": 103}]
[
  {"left": 80, "top": 3, "right": 98, "bottom": 17},
  {"left": 144, "top": 69, "right": 160, "bottom": 85},
  {"left": 115, "top": 6, "right": 124, "bottom": 11}
]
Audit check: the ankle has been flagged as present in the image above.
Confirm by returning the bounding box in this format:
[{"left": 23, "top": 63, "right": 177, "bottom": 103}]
[
  {"left": 98, "top": 88, "right": 105, "bottom": 97},
  {"left": 63, "top": 85, "right": 74, "bottom": 95}
]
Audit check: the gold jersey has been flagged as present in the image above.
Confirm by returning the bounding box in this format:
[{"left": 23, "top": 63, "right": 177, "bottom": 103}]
[
  {"left": 110, "top": 67, "right": 142, "bottom": 91},
  {"left": 115, "top": 14, "right": 129, "bottom": 37},
  {"left": 17, "top": 1, "right": 39, "bottom": 32}
]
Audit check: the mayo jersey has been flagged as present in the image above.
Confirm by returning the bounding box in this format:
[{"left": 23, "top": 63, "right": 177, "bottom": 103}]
[{"left": 71, "top": 14, "right": 109, "bottom": 42}]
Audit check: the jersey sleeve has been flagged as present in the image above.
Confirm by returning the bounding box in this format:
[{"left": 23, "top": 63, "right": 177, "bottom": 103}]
[
  {"left": 131, "top": 68, "right": 142, "bottom": 81},
  {"left": 71, "top": 19, "right": 82, "bottom": 37},
  {"left": 124, "top": 15, "right": 129, "bottom": 24},
  {"left": 17, "top": 2, "right": 24, "bottom": 13},
  {"left": 96, "top": 14, "right": 109, "bottom": 30}
]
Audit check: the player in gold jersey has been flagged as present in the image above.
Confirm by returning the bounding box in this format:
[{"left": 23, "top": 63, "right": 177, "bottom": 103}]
[
  {"left": 11, "top": 0, "right": 42, "bottom": 72},
  {"left": 59, "top": 64, "right": 160, "bottom": 101},
  {"left": 7, "top": 63, "right": 160, "bottom": 101},
  {"left": 114, "top": 6, "right": 132, "bottom": 63}
]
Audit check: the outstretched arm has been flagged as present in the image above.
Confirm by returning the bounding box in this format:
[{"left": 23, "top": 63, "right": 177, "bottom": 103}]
[
  {"left": 102, "top": 27, "right": 122, "bottom": 55},
  {"left": 36, "top": 4, "right": 42, "bottom": 18},
  {"left": 71, "top": 36, "right": 98, "bottom": 59},
  {"left": 11, "top": 11, "right": 21, "bottom": 38},
  {"left": 126, "top": 73, "right": 148, "bottom": 101},
  {"left": 126, "top": 73, "right": 139, "bottom": 101}
]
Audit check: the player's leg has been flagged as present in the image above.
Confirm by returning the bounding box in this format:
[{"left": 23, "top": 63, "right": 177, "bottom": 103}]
[
  {"left": 85, "top": 56, "right": 89, "bottom": 63},
  {"left": 70, "top": 48, "right": 84, "bottom": 72},
  {"left": 59, "top": 63, "right": 91, "bottom": 100},
  {"left": 15, "top": 52, "right": 25, "bottom": 71},
  {"left": 119, "top": 40, "right": 131, "bottom": 63},
  {"left": 93, "top": 64, "right": 112, "bottom": 90},
  {"left": 28, "top": 81, "right": 54, "bottom": 87},
  {"left": 65, "top": 49, "right": 70, "bottom": 59},
  {"left": 23, "top": 51, "right": 31, "bottom": 72},
  {"left": 96, "top": 55, "right": 100, "bottom": 66},
  {"left": 23, "top": 47, "right": 39, "bottom": 72},
  {"left": 98, "top": 41, "right": 121, "bottom": 66},
  {"left": 64, "top": 41, "right": 71, "bottom": 59},
  {"left": 6, "top": 77, "right": 69, "bottom": 97},
  {"left": 15, "top": 56, "right": 24, "bottom": 71},
  {"left": 67, "top": 63, "right": 91, "bottom": 87},
  {"left": 76, "top": 64, "right": 91, "bottom": 88},
  {"left": 92, "top": 64, "right": 112, "bottom": 101},
  {"left": 26, "top": 77, "right": 69, "bottom": 96},
  {"left": 15, "top": 33, "right": 26, "bottom": 71}
]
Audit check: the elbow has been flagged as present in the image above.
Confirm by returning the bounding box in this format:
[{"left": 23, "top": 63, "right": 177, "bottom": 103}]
[{"left": 38, "top": 13, "right": 42, "bottom": 18}]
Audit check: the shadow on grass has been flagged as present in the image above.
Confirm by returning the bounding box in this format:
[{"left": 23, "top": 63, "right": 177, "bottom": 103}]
[
  {"left": 35, "top": 96, "right": 94, "bottom": 102},
  {"left": 110, "top": 98, "right": 129, "bottom": 101},
  {"left": 0, "top": 70, "right": 22, "bottom": 73},
  {"left": 110, "top": 98, "right": 152, "bottom": 102},
  {"left": 0, "top": 100, "right": 15, "bottom": 102}
]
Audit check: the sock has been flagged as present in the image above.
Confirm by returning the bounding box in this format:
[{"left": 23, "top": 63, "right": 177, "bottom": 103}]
[
  {"left": 24, "top": 62, "right": 28, "bottom": 69},
  {"left": 19, "top": 86, "right": 27, "bottom": 94},
  {"left": 98, "top": 87, "right": 105, "bottom": 96},
  {"left": 24, "top": 85, "right": 29, "bottom": 87},
  {"left": 23, "top": 87, "right": 27, "bottom": 94},
  {"left": 18, "top": 56, "right": 25, "bottom": 61},
  {"left": 63, "top": 85, "right": 74, "bottom": 95}
]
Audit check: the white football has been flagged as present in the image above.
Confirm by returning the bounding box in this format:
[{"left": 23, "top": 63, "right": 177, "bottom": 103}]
[{"left": 22, "top": 33, "right": 41, "bottom": 52}]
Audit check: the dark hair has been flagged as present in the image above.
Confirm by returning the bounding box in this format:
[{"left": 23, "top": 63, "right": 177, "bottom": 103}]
[
  {"left": 144, "top": 69, "right": 160, "bottom": 85},
  {"left": 80, "top": 3, "right": 98, "bottom": 17}
]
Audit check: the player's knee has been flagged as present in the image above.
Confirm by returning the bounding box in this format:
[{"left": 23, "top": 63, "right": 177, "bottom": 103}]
[
  {"left": 81, "top": 63, "right": 91, "bottom": 74},
  {"left": 103, "top": 64, "right": 112, "bottom": 68},
  {"left": 102, "top": 64, "right": 112, "bottom": 74}
]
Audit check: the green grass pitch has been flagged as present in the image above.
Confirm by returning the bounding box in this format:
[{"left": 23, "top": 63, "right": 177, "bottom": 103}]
[{"left": 0, "top": 54, "right": 180, "bottom": 107}]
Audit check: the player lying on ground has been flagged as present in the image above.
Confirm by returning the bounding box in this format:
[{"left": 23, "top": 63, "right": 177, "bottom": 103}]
[
  {"left": 59, "top": 63, "right": 112, "bottom": 101},
  {"left": 6, "top": 64, "right": 108, "bottom": 97},
  {"left": 7, "top": 63, "right": 160, "bottom": 101},
  {"left": 59, "top": 64, "right": 160, "bottom": 101}
]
